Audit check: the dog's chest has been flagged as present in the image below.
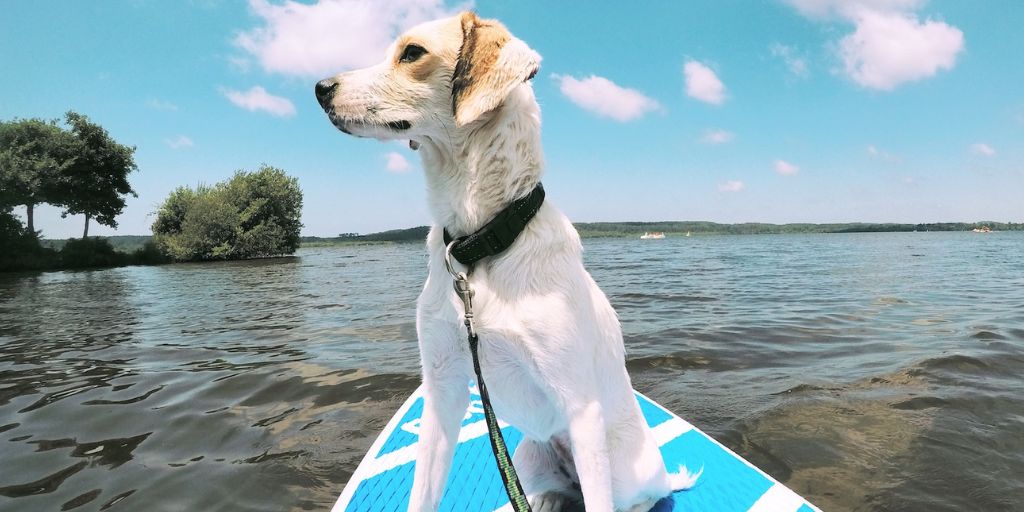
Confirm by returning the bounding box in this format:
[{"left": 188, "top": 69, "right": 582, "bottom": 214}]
[
  {"left": 473, "top": 329, "right": 566, "bottom": 440},
  {"left": 420, "top": 278, "right": 568, "bottom": 440}
]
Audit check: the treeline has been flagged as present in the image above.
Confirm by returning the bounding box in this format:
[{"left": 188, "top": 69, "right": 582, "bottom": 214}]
[
  {"left": 41, "top": 235, "right": 152, "bottom": 253},
  {"left": 298, "top": 221, "right": 1022, "bottom": 245},
  {"left": 300, "top": 226, "right": 430, "bottom": 246}
]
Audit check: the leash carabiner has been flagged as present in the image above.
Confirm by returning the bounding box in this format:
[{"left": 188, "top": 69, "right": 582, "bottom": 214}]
[{"left": 446, "top": 240, "right": 476, "bottom": 338}]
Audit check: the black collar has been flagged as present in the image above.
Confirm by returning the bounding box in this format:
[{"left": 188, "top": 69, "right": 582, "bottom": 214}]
[{"left": 443, "top": 183, "right": 545, "bottom": 266}]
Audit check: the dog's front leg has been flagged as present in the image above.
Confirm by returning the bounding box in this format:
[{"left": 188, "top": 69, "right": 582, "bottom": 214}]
[
  {"left": 569, "top": 400, "right": 615, "bottom": 512},
  {"left": 408, "top": 362, "right": 468, "bottom": 511}
]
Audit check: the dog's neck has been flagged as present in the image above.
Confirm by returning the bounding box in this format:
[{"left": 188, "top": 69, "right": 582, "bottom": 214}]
[{"left": 418, "top": 85, "right": 543, "bottom": 237}]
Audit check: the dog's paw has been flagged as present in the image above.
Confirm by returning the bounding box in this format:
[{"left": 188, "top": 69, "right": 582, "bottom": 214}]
[{"left": 528, "top": 491, "right": 573, "bottom": 512}]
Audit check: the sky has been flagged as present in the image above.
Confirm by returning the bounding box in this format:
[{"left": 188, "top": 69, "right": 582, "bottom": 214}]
[{"left": 1, "top": 0, "right": 1022, "bottom": 238}]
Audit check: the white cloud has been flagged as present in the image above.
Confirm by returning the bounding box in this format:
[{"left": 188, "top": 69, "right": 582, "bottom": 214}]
[
  {"left": 971, "top": 143, "right": 995, "bottom": 156},
  {"left": 784, "top": 0, "right": 963, "bottom": 91},
  {"left": 867, "top": 144, "right": 900, "bottom": 162},
  {"left": 700, "top": 129, "right": 734, "bottom": 144},
  {"left": 683, "top": 60, "right": 726, "bottom": 105},
  {"left": 234, "top": 0, "right": 465, "bottom": 78},
  {"left": 147, "top": 99, "right": 179, "bottom": 111},
  {"left": 385, "top": 152, "right": 411, "bottom": 173},
  {"left": 165, "top": 135, "right": 194, "bottom": 149},
  {"left": 838, "top": 10, "right": 963, "bottom": 90},
  {"left": 769, "top": 43, "right": 809, "bottom": 77},
  {"left": 774, "top": 159, "right": 800, "bottom": 176},
  {"left": 718, "top": 180, "right": 744, "bottom": 192},
  {"left": 222, "top": 86, "right": 297, "bottom": 117},
  {"left": 552, "top": 74, "right": 660, "bottom": 122}
]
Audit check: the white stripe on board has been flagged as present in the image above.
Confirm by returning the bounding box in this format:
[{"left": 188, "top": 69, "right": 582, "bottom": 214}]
[
  {"left": 747, "top": 482, "right": 809, "bottom": 512},
  {"left": 651, "top": 418, "right": 693, "bottom": 446}
]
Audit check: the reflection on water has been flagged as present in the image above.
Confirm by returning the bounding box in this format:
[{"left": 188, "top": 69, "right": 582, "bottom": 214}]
[{"left": 1, "top": 233, "right": 1023, "bottom": 511}]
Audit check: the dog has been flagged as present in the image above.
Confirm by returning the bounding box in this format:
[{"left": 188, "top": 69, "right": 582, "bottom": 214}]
[{"left": 315, "top": 11, "right": 699, "bottom": 512}]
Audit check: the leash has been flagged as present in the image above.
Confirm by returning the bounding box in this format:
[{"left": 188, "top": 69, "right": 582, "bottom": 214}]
[{"left": 440, "top": 183, "right": 545, "bottom": 512}]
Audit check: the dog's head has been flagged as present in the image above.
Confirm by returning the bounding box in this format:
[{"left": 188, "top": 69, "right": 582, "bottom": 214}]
[{"left": 314, "top": 12, "right": 540, "bottom": 144}]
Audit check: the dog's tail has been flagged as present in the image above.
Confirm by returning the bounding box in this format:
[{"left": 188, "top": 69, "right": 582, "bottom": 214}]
[{"left": 669, "top": 464, "right": 703, "bottom": 491}]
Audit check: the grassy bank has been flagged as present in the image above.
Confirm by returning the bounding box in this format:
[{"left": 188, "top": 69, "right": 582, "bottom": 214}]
[
  {"left": 32, "top": 221, "right": 1022, "bottom": 257},
  {"left": 3, "top": 237, "right": 168, "bottom": 273}
]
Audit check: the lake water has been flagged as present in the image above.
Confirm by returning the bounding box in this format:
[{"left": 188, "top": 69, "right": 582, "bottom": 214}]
[{"left": 1, "top": 233, "right": 1022, "bottom": 512}]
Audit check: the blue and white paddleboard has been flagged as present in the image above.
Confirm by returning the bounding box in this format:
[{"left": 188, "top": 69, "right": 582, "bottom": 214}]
[{"left": 332, "top": 385, "right": 820, "bottom": 512}]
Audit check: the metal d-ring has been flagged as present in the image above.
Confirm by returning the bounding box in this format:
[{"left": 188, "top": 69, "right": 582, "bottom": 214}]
[{"left": 444, "top": 240, "right": 461, "bottom": 279}]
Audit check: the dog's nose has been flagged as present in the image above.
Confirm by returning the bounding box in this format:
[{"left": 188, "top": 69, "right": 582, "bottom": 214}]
[{"left": 315, "top": 79, "right": 338, "bottom": 109}]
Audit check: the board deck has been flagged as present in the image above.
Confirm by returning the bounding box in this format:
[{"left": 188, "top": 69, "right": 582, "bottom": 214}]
[{"left": 332, "top": 385, "right": 820, "bottom": 511}]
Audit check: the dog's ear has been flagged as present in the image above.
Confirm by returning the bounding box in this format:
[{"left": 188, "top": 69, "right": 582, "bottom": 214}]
[{"left": 452, "top": 12, "right": 540, "bottom": 127}]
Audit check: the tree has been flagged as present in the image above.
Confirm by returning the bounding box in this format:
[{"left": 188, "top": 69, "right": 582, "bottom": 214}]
[
  {"left": 57, "top": 111, "right": 138, "bottom": 237},
  {"left": 152, "top": 165, "right": 303, "bottom": 261},
  {"left": 0, "top": 118, "right": 76, "bottom": 234},
  {"left": 222, "top": 165, "right": 303, "bottom": 257}
]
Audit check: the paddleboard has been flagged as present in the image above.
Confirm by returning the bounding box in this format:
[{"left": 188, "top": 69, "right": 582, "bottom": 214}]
[{"left": 332, "top": 385, "right": 820, "bottom": 511}]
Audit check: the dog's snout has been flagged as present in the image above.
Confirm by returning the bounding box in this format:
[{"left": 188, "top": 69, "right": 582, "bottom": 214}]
[{"left": 315, "top": 79, "right": 338, "bottom": 109}]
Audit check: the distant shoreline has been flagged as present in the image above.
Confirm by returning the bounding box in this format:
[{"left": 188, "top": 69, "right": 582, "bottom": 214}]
[{"left": 40, "top": 221, "right": 1021, "bottom": 253}]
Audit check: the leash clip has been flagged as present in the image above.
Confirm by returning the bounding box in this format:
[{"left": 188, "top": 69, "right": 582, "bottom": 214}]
[{"left": 446, "top": 240, "right": 477, "bottom": 338}]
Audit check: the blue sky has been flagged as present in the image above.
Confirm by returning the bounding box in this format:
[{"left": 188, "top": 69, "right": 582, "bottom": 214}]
[{"left": 2, "top": 0, "right": 1022, "bottom": 238}]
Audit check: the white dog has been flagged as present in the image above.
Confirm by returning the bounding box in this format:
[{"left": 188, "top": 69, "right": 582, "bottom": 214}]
[{"left": 316, "top": 12, "right": 698, "bottom": 512}]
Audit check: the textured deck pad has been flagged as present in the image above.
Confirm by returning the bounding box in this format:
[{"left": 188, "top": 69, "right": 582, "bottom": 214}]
[{"left": 332, "top": 385, "right": 820, "bottom": 512}]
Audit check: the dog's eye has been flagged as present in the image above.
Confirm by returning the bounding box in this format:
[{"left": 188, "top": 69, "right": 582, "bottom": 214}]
[{"left": 399, "top": 44, "right": 427, "bottom": 64}]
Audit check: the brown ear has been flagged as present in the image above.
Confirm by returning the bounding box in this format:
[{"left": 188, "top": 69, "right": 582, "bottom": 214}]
[{"left": 451, "top": 12, "right": 541, "bottom": 127}]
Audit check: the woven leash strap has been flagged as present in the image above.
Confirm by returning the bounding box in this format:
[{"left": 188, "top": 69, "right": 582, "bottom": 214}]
[{"left": 468, "top": 330, "right": 532, "bottom": 511}]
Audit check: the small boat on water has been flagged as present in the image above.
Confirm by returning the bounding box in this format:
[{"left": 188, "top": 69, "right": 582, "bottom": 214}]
[
  {"left": 972, "top": 226, "right": 992, "bottom": 233},
  {"left": 640, "top": 231, "right": 666, "bottom": 240}
]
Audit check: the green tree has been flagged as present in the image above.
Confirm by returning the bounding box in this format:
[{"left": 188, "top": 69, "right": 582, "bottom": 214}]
[
  {"left": 150, "top": 185, "right": 199, "bottom": 237},
  {"left": 152, "top": 165, "right": 303, "bottom": 261},
  {"left": 57, "top": 111, "right": 138, "bottom": 238},
  {"left": 0, "top": 118, "right": 76, "bottom": 234},
  {"left": 223, "top": 166, "right": 303, "bottom": 258}
]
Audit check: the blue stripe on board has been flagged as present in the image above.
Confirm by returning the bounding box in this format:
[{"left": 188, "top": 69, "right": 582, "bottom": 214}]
[
  {"left": 660, "top": 430, "right": 773, "bottom": 511},
  {"left": 439, "top": 428, "right": 522, "bottom": 511},
  {"left": 376, "top": 395, "right": 490, "bottom": 458},
  {"left": 376, "top": 397, "right": 424, "bottom": 457},
  {"left": 636, "top": 394, "right": 674, "bottom": 428},
  {"left": 345, "top": 427, "right": 523, "bottom": 512},
  {"left": 797, "top": 505, "right": 816, "bottom": 512}
]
